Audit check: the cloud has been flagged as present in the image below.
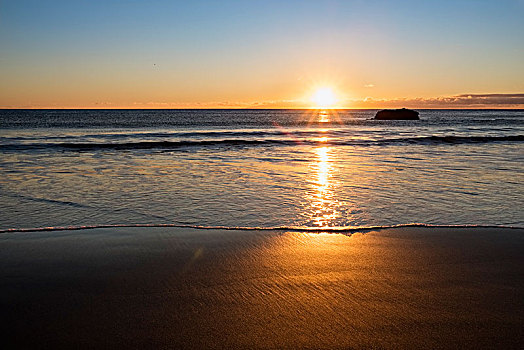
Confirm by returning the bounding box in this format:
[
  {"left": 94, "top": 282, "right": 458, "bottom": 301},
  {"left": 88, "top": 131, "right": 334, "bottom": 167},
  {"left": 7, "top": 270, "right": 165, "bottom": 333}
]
[
  {"left": 352, "top": 93, "right": 524, "bottom": 108},
  {"left": 234, "top": 93, "right": 524, "bottom": 109},
  {"left": 115, "top": 94, "right": 524, "bottom": 109},
  {"left": 364, "top": 84, "right": 375, "bottom": 88},
  {"left": 4, "top": 93, "right": 523, "bottom": 109}
]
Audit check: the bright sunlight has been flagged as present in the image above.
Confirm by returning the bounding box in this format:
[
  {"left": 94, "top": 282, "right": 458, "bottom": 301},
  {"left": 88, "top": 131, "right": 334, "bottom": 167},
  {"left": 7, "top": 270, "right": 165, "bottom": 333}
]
[{"left": 311, "top": 88, "right": 337, "bottom": 108}]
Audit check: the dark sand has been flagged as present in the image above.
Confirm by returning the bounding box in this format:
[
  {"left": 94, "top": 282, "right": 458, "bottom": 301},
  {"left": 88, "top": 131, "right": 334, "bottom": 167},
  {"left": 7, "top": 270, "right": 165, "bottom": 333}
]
[{"left": 2, "top": 227, "right": 523, "bottom": 349}]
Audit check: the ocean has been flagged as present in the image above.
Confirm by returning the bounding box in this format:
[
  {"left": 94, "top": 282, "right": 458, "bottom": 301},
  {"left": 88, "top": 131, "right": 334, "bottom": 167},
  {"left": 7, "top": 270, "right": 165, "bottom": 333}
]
[{"left": 0, "top": 109, "right": 522, "bottom": 231}]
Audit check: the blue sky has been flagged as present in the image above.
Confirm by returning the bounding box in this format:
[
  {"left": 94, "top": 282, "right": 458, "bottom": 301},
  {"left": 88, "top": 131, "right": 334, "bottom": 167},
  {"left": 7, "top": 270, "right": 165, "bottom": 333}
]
[{"left": 1, "top": 0, "right": 523, "bottom": 108}]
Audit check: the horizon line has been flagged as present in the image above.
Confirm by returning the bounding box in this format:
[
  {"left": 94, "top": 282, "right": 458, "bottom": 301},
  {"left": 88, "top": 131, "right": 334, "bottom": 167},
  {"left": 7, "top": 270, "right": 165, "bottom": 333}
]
[{"left": 1, "top": 107, "right": 524, "bottom": 111}]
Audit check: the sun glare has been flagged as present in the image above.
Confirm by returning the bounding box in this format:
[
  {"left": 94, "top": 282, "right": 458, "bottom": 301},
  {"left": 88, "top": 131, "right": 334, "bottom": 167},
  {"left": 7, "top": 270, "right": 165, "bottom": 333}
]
[{"left": 311, "top": 88, "right": 337, "bottom": 108}]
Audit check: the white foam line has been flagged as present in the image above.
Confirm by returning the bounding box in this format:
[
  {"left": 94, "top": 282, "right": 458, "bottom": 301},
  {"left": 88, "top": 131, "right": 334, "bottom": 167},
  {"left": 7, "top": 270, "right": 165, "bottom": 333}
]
[{"left": 0, "top": 222, "right": 522, "bottom": 234}]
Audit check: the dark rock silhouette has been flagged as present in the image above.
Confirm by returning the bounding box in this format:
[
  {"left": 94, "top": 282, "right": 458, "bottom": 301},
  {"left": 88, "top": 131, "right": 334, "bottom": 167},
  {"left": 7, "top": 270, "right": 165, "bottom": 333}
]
[{"left": 374, "top": 108, "right": 419, "bottom": 120}]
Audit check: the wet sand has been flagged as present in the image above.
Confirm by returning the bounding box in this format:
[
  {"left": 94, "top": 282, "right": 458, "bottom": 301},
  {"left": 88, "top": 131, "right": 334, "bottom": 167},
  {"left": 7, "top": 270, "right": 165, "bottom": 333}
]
[{"left": 2, "top": 227, "right": 523, "bottom": 349}]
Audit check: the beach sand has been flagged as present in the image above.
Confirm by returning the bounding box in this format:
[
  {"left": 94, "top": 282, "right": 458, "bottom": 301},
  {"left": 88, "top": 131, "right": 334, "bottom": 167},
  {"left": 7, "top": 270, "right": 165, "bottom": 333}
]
[{"left": 2, "top": 226, "right": 523, "bottom": 349}]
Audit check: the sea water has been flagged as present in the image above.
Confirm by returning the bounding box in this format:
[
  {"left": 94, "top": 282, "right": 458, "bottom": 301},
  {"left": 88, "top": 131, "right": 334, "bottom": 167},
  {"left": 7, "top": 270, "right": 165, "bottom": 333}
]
[{"left": 0, "top": 109, "right": 522, "bottom": 230}]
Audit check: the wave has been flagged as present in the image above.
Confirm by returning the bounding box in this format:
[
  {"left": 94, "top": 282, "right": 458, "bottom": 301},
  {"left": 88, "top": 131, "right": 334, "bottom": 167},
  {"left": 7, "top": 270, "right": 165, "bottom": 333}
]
[
  {"left": 1, "top": 129, "right": 313, "bottom": 141},
  {"left": 3, "top": 192, "right": 91, "bottom": 208},
  {"left": 1, "top": 135, "right": 522, "bottom": 151},
  {"left": 1, "top": 223, "right": 522, "bottom": 234}
]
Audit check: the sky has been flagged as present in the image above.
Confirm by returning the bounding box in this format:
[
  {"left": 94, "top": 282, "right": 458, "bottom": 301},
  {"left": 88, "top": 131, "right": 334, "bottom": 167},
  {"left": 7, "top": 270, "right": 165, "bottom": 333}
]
[{"left": 1, "top": 0, "right": 523, "bottom": 108}]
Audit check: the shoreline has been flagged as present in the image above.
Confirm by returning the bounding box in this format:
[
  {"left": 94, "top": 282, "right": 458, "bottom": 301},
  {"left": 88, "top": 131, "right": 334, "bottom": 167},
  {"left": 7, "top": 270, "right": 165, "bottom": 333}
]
[
  {"left": 1, "top": 222, "right": 522, "bottom": 234},
  {"left": 2, "top": 226, "right": 523, "bottom": 348}
]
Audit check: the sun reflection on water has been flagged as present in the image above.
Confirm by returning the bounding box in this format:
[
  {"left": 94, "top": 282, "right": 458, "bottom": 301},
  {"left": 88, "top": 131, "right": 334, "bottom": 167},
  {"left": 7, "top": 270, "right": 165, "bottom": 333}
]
[
  {"left": 302, "top": 109, "right": 343, "bottom": 127},
  {"left": 308, "top": 145, "right": 339, "bottom": 228},
  {"left": 319, "top": 110, "right": 330, "bottom": 123}
]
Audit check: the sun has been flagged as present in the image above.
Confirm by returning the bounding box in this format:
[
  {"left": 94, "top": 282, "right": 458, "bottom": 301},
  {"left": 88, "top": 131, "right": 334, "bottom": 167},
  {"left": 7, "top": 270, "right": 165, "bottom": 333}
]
[{"left": 311, "top": 87, "right": 337, "bottom": 108}]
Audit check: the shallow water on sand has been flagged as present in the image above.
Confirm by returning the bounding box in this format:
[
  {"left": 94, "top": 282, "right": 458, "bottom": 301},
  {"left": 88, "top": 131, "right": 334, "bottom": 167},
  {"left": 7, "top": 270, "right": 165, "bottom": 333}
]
[{"left": 1, "top": 109, "right": 523, "bottom": 229}]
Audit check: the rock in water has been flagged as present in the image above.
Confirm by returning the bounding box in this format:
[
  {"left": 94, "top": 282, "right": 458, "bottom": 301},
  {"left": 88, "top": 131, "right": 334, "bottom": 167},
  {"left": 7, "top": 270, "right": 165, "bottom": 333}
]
[{"left": 374, "top": 108, "right": 419, "bottom": 120}]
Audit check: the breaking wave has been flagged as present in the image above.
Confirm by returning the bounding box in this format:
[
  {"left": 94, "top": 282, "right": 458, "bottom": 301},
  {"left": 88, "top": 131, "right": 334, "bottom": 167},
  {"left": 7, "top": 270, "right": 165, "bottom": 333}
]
[{"left": 1, "top": 135, "right": 522, "bottom": 151}]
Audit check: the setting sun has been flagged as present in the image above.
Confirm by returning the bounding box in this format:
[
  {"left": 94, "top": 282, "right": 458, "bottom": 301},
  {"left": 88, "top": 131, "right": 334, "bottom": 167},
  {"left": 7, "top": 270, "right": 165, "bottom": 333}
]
[{"left": 311, "top": 88, "right": 337, "bottom": 108}]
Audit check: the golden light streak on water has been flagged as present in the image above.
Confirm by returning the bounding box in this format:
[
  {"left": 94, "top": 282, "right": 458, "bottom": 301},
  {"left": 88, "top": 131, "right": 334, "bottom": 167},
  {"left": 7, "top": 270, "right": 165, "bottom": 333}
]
[
  {"left": 307, "top": 145, "right": 339, "bottom": 228},
  {"left": 319, "top": 110, "right": 330, "bottom": 123}
]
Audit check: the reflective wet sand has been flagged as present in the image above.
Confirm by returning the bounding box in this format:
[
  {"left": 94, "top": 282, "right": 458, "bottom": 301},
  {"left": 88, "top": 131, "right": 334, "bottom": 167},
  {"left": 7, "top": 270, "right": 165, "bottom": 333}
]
[{"left": 2, "top": 227, "right": 523, "bottom": 348}]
